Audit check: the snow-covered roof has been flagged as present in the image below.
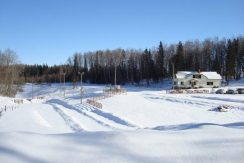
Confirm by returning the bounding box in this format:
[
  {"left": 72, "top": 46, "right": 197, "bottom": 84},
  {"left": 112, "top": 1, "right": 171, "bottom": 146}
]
[
  {"left": 175, "top": 71, "right": 222, "bottom": 80},
  {"left": 200, "top": 72, "right": 222, "bottom": 80},
  {"left": 175, "top": 71, "right": 192, "bottom": 79}
]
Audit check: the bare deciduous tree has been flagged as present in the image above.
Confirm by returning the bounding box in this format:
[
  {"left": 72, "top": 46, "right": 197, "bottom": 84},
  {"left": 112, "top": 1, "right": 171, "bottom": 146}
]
[{"left": 0, "top": 49, "right": 22, "bottom": 97}]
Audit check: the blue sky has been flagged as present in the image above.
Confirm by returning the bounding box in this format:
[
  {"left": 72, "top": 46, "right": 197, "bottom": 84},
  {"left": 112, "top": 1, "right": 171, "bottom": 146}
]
[{"left": 0, "top": 0, "right": 243, "bottom": 65}]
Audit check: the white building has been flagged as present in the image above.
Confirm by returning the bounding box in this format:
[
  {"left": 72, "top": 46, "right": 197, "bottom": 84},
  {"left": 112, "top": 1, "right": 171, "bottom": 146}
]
[{"left": 174, "top": 71, "right": 222, "bottom": 89}]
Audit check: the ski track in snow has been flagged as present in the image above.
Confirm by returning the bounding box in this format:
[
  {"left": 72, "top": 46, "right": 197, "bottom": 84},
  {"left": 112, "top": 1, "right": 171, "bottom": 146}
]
[
  {"left": 191, "top": 95, "right": 244, "bottom": 104},
  {"left": 48, "top": 98, "right": 139, "bottom": 130},
  {"left": 48, "top": 99, "right": 115, "bottom": 129},
  {"left": 32, "top": 110, "right": 53, "bottom": 128},
  {"left": 51, "top": 103, "right": 84, "bottom": 132},
  {"left": 145, "top": 94, "right": 216, "bottom": 107},
  {"left": 78, "top": 103, "right": 138, "bottom": 128},
  {"left": 1, "top": 82, "right": 244, "bottom": 163},
  {"left": 144, "top": 93, "right": 244, "bottom": 110}
]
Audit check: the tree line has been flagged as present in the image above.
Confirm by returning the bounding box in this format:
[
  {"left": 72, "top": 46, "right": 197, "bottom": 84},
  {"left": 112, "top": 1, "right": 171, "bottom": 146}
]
[
  {"left": 1, "top": 36, "right": 244, "bottom": 96},
  {"left": 23, "top": 36, "right": 244, "bottom": 85}
]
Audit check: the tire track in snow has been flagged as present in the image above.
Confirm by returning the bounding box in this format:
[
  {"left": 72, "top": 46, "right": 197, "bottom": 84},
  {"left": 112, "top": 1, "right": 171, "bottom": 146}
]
[
  {"left": 191, "top": 96, "right": 244, "bottom": 104},
  {"left": 77, "top": 103, "right": 138, "bottom": 128},
  {"left": 145, "top": 95, "right": 216, "bottom": 107},
  {"left": 32, "top": 110, "right": 52, "bottom": 128},
  {"left": 145, "top": 94, "right": 244, "bottom": 110},
  {"left": 48, "top": 99, "right": 114, "bottom": 129},
  {"left": 48, "top": 99, "right": 138, "bottom": 130},
  {"left": 50, "top": 103, "right": 84, "bottom": 132}
]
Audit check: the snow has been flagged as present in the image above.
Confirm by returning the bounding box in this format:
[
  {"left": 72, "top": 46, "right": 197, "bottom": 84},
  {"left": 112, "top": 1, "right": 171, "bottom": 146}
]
[
  {"left": 0, "top": 80, "right": 244, "bottom": 163},
  {"left": 102, "top": 91, "right": 244, "bottom": 128},
  {"left": 176, "top": 71, "right": 222, "bottom": 79},
  {"left": 201, "top": 72, "right": 222, "bottom": 79},
  {"left": 0, "top": 127, "right": 244, "bottom": 163},
  {"left": 229, "top": 77, "right": 244, "bottom": 87},
  {"left": 176, "top": 71, "right": 193, "bottom": 79},
  {"left": 0, "top": 103, "right": 72, "bottom": 134}
]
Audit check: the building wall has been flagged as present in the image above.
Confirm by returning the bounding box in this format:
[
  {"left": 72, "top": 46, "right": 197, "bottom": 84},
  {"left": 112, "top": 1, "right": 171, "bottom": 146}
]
[{"left": 174, "top": 74, "right": 221, "bottom": 88}]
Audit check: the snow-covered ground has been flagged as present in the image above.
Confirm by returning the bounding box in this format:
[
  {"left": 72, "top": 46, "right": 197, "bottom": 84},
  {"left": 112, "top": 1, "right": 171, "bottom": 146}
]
[{"left": 0, "top": 80, "right": 244, "bottom": 163}]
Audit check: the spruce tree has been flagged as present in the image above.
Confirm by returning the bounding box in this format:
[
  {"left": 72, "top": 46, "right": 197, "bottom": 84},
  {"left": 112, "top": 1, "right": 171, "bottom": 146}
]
[
  {"left": 174, "top": 41, "right": 184, "bottom": 72},
  {"left": 156, "top": 41, "right": 164, "bottom": 80},
  {"left": 226, "top": 39, "right": 235, "bottom": 81}
]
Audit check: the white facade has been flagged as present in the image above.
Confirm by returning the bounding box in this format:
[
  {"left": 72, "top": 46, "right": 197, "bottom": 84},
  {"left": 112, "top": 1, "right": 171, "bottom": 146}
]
[{"left": 174, "top": 71, "right": 222, "bottom": 88}]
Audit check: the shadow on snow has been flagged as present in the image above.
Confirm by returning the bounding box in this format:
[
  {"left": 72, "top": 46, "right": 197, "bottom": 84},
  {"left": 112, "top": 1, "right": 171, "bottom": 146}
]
[{"left": 150, "top": 122, "right": 244, "bottom": 131}]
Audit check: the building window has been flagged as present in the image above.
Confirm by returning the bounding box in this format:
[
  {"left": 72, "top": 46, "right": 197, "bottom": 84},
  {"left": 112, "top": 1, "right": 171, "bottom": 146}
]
[
  {"left": 181, "top": 81, "right": 184, "bottom": 85},
  {"left": 193, "top": 74, "right": 201, "bottom": 78},
  {"left": 174, "top": 81, "right": 177, "bottom": 85},
  {"left": 207, "top": 82, "right": 213, "bottom": 85}
]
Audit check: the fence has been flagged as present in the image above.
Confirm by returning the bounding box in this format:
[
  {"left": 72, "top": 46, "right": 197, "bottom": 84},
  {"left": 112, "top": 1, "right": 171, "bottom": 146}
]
[
  {"left": 0, "top": 105, "right": 18, "bottom": 118},
  {"left": 103, "top": 88, "right": 127, "bottom": 95},
  {"left": 14, "top": 99, "right": 23, "bottom": 104},
  {"left": 92, "top": 94, "right": 113, "bottom": 101},
  {"left": 166, "top": 89, "right": 209, "bottom": 94},
  {"left": 86, "top": 87, "right": 127, "bottom": 109},
  {"left": 86, "top": 93, "right": 113, "bottom": 109},
  {"left": 0, "top": 98, "right": 24, "bottom": 118},
  {"left": 36, "top": 96, "right": 45, "bottom": 99},
  {"left": 86, "top": 99, "right": 102, "bottom": 109}
]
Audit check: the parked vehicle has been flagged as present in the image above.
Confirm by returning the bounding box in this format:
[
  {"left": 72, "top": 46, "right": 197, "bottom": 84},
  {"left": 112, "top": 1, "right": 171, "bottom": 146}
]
[
  {"left": 237, "top": 88, "right": 244, "bottom": 94},
  {"left": 226, "top": 89, "right": 238, "bottom": 94},
  {"left": 216, "top": 89, "right": 225, "bottom": 94}
]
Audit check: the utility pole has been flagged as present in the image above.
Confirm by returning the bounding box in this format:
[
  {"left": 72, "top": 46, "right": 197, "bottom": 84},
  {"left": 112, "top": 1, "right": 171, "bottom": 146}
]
[
  {"left": 31, "top": 79, "right": 33, "bottom": 99},
  {"left": 172, "top": 62, "right": 175, "bottom": 90},
  {"left": 63, "top": 73, "right": 66, "bottom": 97},
  {"left": 79, "top": 72, "right": 84, "bottom": 104},
  {"left": 59, "top": 72, "right": 61, "bottom": 91},
  {"left": 114, "top": 63, "right": 117, "bottom": 87}
]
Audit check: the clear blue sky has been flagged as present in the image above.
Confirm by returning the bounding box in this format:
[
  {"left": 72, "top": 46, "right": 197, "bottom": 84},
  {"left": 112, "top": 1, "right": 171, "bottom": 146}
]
[{"left": 0, "top": 0, "right": 244, "bottom": 65}]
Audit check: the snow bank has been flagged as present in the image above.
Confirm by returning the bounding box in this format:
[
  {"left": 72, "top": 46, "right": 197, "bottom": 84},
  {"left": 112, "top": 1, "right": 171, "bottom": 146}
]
[
  {"left": 0, "top": 103, "right": 72, "bottom": 134},
  {"left": 1, "top": 82, "right": 244, "bottom": 163},
  {"left": 0, "top": 125, "right": 244, "bottom": 163}
]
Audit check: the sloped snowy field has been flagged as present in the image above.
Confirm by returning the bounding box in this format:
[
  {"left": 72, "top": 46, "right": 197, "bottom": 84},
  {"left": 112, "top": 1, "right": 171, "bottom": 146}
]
[{"left": 0, "top": 80, "right": 244, "bottom": 163}]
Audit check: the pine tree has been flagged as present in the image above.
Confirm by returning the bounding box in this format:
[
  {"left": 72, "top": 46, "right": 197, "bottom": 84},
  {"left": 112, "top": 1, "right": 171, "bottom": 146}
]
[
  {"left": 156, "top": 41, "right": 164, "bottom": 81},
  {"left": 226, "top": 39, "right": 235, "bottom": 81},
  {"left": 72, "top": 53, "right": 79, "bottom": 87},
  {"left": 174, "top": 41, "right": 184, "bottom": 72},
  {"left": 83, "top": 55, "right": 88, "bottom": 82},
  {"left": 141, "top": 49, "right": 154, "bottom": 86},
  {"left": 240, "top": 38, "right": 244, "bottom": 78}
]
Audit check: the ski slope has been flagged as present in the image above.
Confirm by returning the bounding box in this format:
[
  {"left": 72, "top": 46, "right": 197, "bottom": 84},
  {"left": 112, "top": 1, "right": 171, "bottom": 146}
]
[{"left": 0, "top": 80, "right": 244, "bottom": 163}]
